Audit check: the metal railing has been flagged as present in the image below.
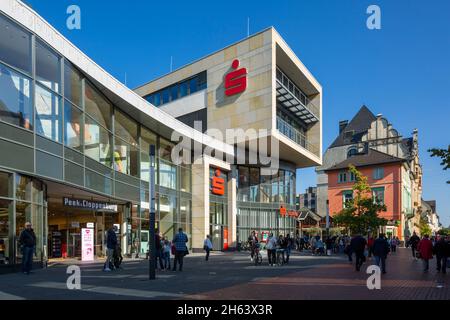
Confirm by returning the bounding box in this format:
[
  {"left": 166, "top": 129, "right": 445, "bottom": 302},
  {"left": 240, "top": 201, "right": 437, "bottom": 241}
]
[
  {"left": 276, "top": 67, "right": 320, "bottom": 119},
  {"left": 276, "top": 117, "right": 319, "bottom": 155}
]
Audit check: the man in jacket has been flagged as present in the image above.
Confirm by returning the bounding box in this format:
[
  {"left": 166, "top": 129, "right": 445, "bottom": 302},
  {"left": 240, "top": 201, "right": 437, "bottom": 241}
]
[
  {"left": 409, "top": 232, "right": 420, "bottom": 260},
  {"left": 19, "top": 222, "right": 36, "bottom": 275},
  {"left": 172, "top": 228, "right": 188, "bottom": 272},
  {"left": 248, "top": 231, "right": 259, "bottom": 261},
  {"left": 372, "top": 233, "right": 390, "bottom": 274},
  {"left": 433, "top": 236, "right": 450, "bottom": 274},
  {"left": 104, "top": 226, "right": 118, "bottom": 272},
  {"left": 417, "top": 234, "right": 433, "bottom": 273},
  {"left": 350, "top": 234, "right": 367, "bottom": 271},
  {"left": 265, "top": 233, "right": 277, "bottom": 266}
]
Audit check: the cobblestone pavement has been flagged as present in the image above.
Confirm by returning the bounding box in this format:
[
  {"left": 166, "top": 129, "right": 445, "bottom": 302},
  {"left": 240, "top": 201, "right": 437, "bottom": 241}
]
[{"left": 0, "top": 248, "right": 448, "bottom": 300}]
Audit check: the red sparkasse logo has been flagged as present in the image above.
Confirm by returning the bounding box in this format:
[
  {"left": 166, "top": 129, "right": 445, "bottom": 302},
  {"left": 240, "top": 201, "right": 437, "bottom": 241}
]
[
  {"left": 211, "top": 169, "right": 225, "bottom": 196},
  {"left": 225, "top": 59, "right": 247, "bottom": 96}
]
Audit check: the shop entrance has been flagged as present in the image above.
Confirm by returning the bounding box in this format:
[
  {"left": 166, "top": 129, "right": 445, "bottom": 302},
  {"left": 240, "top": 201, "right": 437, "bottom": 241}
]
[{"left": 46, "top": 182, "right": 127, "bottom": 261}]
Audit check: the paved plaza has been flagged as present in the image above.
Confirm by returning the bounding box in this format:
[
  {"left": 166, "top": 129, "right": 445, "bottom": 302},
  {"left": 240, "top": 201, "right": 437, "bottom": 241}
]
[{"left": 0, "top": 248, "right": 448, "bottom": 300}]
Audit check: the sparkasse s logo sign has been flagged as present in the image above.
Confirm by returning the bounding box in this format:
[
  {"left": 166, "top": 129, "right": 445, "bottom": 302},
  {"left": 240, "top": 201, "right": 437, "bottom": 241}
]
[
  {"left": 225, "top": 59, "right": 247, "bottom": 96},
  {"left": 211, "top": 169, "right": 225, "bottom": 195}
]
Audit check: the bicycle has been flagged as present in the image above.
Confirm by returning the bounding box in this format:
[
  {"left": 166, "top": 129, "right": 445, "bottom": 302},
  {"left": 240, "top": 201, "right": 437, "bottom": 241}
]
[
  {"left": 276, "top": 248, "right": 286, "bottom": 266},
  {"left": 253, "top": 243, "right": 263, "bottom": 266}
]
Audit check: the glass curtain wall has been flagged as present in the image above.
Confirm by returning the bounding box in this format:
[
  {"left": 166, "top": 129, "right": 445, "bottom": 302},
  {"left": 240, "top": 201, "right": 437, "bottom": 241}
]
[{"left": 236, "top": 166, "right": 297, "bottom": 242}]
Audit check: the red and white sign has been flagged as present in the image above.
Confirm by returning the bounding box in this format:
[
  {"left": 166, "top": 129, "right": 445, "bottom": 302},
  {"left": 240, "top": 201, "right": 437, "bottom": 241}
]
[
  {"left": 81, "top": 228, "right": 94, "bottom": 261},
  {"left": 225, "top": 59, "right": 247, "bottom": 96}
]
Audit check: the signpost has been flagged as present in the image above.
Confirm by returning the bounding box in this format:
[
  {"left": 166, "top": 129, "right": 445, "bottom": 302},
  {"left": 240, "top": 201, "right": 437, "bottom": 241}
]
[{"left": 149, "top": 145, "right": 156, "bottom": 280}]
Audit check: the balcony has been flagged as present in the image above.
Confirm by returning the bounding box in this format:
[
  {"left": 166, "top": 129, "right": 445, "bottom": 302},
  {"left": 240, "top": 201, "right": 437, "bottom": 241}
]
[
  {"left": 277, "top": 117, "right": 319, "bottom": 155},
  {"left": 276, "top": 67, "right": 319, "bottom": 126}
]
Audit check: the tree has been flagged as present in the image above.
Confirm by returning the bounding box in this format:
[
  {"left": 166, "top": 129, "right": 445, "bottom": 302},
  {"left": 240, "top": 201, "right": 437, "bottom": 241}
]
[
  {"left": 419, "top": 217, "right": 432, "bottom": 236},
  {"left": 333, "top": 165, "right": 388, "bottom": 235},
  {"left": 428, "top": 146, "right": 450, "bottom": 184}
]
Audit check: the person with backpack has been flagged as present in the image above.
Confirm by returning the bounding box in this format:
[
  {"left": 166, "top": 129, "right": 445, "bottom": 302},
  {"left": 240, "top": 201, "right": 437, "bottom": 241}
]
[
  {"left": 19, "top": 222, "right": 36, "bottom": 275},
  {"left": 104, "top": 226, "right": 118, "bottom": 272},
  {"left": 172, "top": 228, "right": 188, "bottom": 272}
]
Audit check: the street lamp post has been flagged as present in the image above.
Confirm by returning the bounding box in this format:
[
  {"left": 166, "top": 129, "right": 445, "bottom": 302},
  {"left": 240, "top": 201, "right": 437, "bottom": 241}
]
[{"left": 149, "top": 145, "right": 156, "bottom": 280}]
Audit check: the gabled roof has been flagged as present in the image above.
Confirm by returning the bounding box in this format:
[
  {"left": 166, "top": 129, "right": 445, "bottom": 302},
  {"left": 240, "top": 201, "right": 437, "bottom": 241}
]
[
  {"left": 329, "top": 105, "right": 377, "bottom": 148},
  {"left": 325, "top": 149, "right": 405, "bottom": 171}
]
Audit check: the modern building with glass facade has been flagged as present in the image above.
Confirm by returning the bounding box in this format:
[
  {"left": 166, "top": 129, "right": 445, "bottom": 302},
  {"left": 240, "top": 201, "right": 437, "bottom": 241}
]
[
  {"left": 135, "top": 26, "right": 323, "bottom": 250},
  {"left": 0, "top": 0, "right": 322, "bottom": 272}
]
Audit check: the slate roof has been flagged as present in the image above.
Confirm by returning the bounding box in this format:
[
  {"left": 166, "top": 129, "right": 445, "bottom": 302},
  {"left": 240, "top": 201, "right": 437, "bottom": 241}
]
[
  {"left": 329, "top": 105, "right": 377, "bottom": 148},
  {"left": 325, "top": 148, "right": 405, "bottom": 171}
]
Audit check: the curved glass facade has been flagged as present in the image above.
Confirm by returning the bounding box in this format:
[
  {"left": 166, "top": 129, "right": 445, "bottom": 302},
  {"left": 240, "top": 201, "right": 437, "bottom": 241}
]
[{"left": 0, "top": 12, "right": 192, "bottom": 266}]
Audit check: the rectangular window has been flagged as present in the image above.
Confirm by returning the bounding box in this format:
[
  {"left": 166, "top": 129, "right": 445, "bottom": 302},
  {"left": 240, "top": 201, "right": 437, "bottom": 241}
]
[
  {"left": 140, "top": 127, "right": 157, "bottom": 182},
  {"left": 64, "top": 61, "right": 82, "bottom": 107},
  {"left": 153, "top": 92, "right": 161, "bottom": 107},
  {"left": 159, "top": 160, "right": 177, "bottom": 190},
  {"left": 238, "top": 166, "right": 249, "bottom": 201},
  {"left": 349, "top": 171, "right": 356, "bottom": 182},
  {"left": 114, "top": 137, "right": 139, "bottom": 177},
  {"left": 85, "top": 81, "right": 112, "bottom": 130},
  {"left": 84, "top": 116, "right": 112, "bottom": 167},
  {"left": 179, "top": 81, "right": 188, "bottom": 98},
  {"left": 249, "top": 167, "right": 260, "bottom": 202},
  {"left": 189, "top": 77, "right": 198, "bottom": 95},
  {"left": 197, "top": 72, "right": 207, "bottom": 90},
  {"left": 35, "top": 40, "right": 61, "bottom": 93},
  {"left": 180, "top": 166, "right": 191, "bottom": 193},
  {"left": 114, "top": 110, "right": 138, "bottom": 146},
  {"left": 338, "top": 172, "right": 347, "bottom": 183},
  {"left": 35, "top": 84, "right": 62, "bottom": 142},
  {"left": 170, "top": 85, "right": 178, "bottom": 102},
  {"left": 0, "top": 63, "right": 33, "bottom": 129},
  {"left": 342, "top": 190, "right": 353, "bottom": 208},
  {"left": 0, "top": 14, "right": 31, "bottom": 74},
  {"left": 64, "top": 100, "right": 82, "bottom": 151},
  {"left": 372, "top": 187, "right": 385, "bottom": 204},
  {"left": 162, "top": 88, "right": 170, "bottom": 104},
  {"left": 373, "top": 167, "right": 384, "bottom": 180}
]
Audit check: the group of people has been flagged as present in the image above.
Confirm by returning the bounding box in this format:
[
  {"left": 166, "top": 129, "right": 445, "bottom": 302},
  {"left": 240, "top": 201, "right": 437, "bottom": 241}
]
[
  {"left": 407, "top": 232, "right": 450, "bottom": 273},
  {"left": 152, "top": 228, "right": 189, "bottom": 272},
  {"left": 265, "top": 232, "right": 295, "bottom": 266}
]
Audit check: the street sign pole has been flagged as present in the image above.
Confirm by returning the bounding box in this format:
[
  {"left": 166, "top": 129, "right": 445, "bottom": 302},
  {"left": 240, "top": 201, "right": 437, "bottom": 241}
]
[{"left": 149, "top": 145, "right": 156, "bottom": 280}]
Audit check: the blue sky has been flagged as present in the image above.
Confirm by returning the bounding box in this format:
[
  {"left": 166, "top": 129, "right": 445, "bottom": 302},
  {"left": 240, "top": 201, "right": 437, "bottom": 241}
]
[{"left": 25, "top": 0, "right": 450, "bottom": 226}]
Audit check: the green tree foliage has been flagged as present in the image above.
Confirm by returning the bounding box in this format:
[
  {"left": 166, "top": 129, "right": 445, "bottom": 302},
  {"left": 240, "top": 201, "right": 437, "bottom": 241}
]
[
  {"left": 428, "top": 146, "right": 450, "bottom": 184},
  {"left": 333, "top": 165, "right": 388, "bottom": 235},
  {"left": 419, "top": 217, "right": 432, "bottom": 236}
]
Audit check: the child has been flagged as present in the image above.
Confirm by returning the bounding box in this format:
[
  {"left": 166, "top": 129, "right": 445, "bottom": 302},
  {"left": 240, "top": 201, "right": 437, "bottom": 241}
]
[{"left": 163, "top": 240, "right": 171, "bottom": 270}]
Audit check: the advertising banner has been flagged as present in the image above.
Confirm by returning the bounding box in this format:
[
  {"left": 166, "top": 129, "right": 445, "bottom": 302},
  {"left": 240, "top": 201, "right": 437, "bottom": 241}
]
[{"left": 81, "top": 228, "right": 94, "bottom": 261}]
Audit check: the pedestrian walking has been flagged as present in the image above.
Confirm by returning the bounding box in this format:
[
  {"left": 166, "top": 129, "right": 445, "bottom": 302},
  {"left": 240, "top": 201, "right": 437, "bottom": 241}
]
[
  {"left": 172, "top": 227, "right": 188, "bottom": 272},
  {"left": 325, "top": 237, "right": 333, "bottom": 256},
  {"left": 278, "top": 235, "right": 287, "bottom": 263},
  {"left": 390, "top": 237, "right": 398, "bottom": 253},
  {"left": 372, "top": 233, "right": 390, "bottom": 274},
  {"left": 18, "top": 222, "right": 36, "bottom": 275},
  {"left": 433, "top": 236, "right": 450, "bottom": 274},
  {"left": 204, "top": 235, "right": 213, "bottom": 261},
  {"left": 350, "top": 234, "right": 367, "bottom": 271},
  {"left": 266, "top": 233, "right": 277, "bottom": 266},
  {"left": 367, "top": 236, "right": 374, "bottom": 258},
  {"left": 285, "top": 234, "right": 294, "bottom": 263},
  {"left": 104, "top": 225, "right": 118, "bottom": 272},
  {"left": 409, "top": 232, "right": 420, "bottom": 260},
  {"left": 417, "top": 234, "right": 433, "bottom": 273},
  {"left": 155, "top": 229, "right": 164, "bottom": 270},
  {"left": 162, "top": 240, "right": 171, "bottom": 270}
]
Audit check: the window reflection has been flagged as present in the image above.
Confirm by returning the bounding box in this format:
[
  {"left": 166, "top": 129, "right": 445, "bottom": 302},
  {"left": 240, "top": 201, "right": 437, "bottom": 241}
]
[
  {"left": 85, "top": 81, "right": 111, "bottom": 130},
  {"left": 0, "top": 63, "right": 32, "bottom": 129},
  {"left": 35, "top": 84, "right": 62, "bottom": 142},
  {"left": 0, "top": 14, "right": 31, "bottom": 74},
  {"left": 84, "top": 116, "right": 112, "bottom": 167},
  {"left": 64, "top": 101, "right": 82, "bottom": 151},
  {"left": 35, "top": 40, "right": 60, "bottom": 93}
]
